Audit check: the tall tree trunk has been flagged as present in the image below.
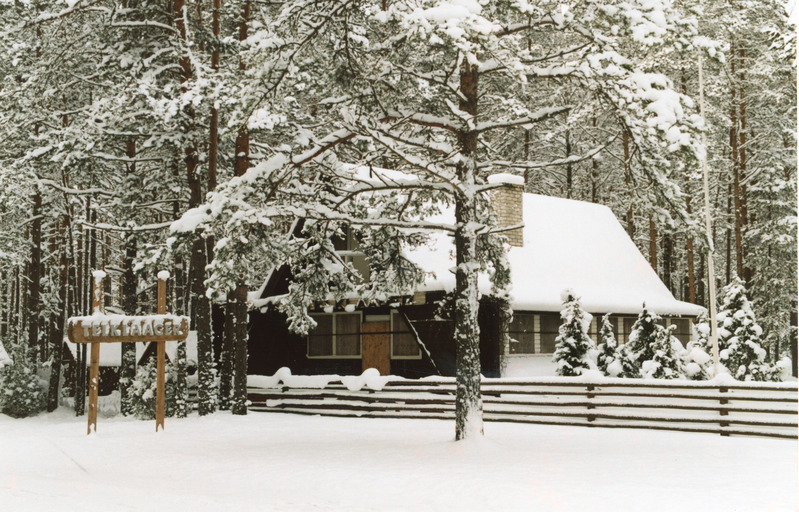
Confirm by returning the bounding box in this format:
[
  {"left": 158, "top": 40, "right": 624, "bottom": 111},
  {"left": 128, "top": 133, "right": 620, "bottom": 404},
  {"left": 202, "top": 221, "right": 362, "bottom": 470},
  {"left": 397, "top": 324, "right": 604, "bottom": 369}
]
[
  {"left": 726, "top": 182, "right": 733, "bottom": 284},
  {"left": 623, "top": 130, "right": 634, "bottom": 238},
  {"left": 729, "top": 45, "right": 744, "bottom": 280},
  {"left": 453, "top": 60, "right": 483, "bottom": 440},
  {"left": 46, "top": 219, "right": 68, "bottom": 412},
  {"left": 27, "top": 190, "right": 42, "bottom": 361},
  {"left": 172, "top": 161, "right": 189, "bottom": 418},
  {"left": 120, "top": 138, "right": 138, "bottom": 416},
  {"left": 649, "top": 216, "right": 657, "bottom": 272},
  {"left": 175, "top": 0, "right": 215, "bottom": 415},
  {"left": 662, "top": 233, "right": 672, "bottom": 293},
  {"left": 219, "top": 296, "right": 234, "bottom": 410},
  {"left": 231, "top": 0, "right": 251, "bottom": 416},
  {"left": 685, "top": 197, "right": 696, "bottom": 303},
  {"left": 591, "top": 117, "right": 599, "bottom": 203},
  {"left": 231, "top": 284, "right": 248, "bottom": 415},
  {"left": 737, "top": 47, "right": 752, "bottom": 286},
  {"left": 564, "top": 129, "right": 572, "bottom": 199}
]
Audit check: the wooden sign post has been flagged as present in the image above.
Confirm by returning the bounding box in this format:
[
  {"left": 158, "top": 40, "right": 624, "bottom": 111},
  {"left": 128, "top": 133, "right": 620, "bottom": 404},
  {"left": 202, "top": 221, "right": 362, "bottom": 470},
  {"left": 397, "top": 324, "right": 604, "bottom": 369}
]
[{"left": 67, "top": 271, "right": 189, "bottom": 435}]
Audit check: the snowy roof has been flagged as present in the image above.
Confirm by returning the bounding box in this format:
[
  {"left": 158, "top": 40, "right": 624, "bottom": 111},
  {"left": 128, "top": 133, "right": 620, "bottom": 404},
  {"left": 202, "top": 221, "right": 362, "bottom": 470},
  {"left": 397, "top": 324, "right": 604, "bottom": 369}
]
[
  {"left": 406, "top": 193, "right": 704, "bottom": 316},
  {"left": 63, "top": 332, "right": 198, "bottom": 367}
]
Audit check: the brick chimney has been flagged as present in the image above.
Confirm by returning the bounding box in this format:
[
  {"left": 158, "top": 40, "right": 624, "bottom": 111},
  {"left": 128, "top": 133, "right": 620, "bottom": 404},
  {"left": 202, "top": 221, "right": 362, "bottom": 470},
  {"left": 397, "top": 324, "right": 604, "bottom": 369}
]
[{"left": 488, "top": 174, "right": 524, "bottom": 248}]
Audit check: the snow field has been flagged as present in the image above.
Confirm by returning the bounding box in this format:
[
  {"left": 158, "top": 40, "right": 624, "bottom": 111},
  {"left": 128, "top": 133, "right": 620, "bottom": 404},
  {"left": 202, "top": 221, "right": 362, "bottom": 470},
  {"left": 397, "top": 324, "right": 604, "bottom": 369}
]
[{"left": 1, "top": 410, "right": 795, "bottom": 512}]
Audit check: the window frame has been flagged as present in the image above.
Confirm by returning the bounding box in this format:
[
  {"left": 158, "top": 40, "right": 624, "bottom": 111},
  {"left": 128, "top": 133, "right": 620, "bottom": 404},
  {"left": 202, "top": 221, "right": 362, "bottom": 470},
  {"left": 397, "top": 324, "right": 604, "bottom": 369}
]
[
  {"left": 306, "top": 311, "right": 363, "bottom": 359},
  {"left": 390, "top": 310, "right": 423, "bottom": 360},
  {"left": 507, "top": 312, "right": 537, "bottom": 355}
]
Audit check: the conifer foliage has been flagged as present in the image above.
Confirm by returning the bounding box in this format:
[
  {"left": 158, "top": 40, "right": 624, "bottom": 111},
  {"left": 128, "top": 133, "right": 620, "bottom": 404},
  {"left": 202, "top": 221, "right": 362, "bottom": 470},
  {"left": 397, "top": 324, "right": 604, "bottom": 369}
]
[
  {"left": 717, "top": 277, "right": 779, "bottom": 381},
  {"left": 640, "top": 325, "right": 684, "bottom": 379},
  {"left": 0, "top": 343, "right": 44, "bottom": 418},
  {"left": 125, "top": 359, "right": 179, "bottom": 420},
  {"left": 552, "top": 291, "right": 595, "bottom": 376},
  {"left": 625, "top": 304, "right": 660, "bottom": 373},
  {"left": 596, "top": 314, "right": 634, "bottom": 377}
]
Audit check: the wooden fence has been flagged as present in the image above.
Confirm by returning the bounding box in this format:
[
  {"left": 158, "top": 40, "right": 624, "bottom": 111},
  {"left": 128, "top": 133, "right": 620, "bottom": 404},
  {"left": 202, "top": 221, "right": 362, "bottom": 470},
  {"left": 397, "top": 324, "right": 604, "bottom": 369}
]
[{"left": 248, "top": 377, "right": 798, "bottom": 439}]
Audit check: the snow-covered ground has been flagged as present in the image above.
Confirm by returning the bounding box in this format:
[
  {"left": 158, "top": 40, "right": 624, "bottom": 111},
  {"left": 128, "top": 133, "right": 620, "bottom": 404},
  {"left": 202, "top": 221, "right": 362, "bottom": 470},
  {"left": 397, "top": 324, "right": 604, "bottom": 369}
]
[{"left": 1, "top": 410, "right": 795, "bottom": 511}]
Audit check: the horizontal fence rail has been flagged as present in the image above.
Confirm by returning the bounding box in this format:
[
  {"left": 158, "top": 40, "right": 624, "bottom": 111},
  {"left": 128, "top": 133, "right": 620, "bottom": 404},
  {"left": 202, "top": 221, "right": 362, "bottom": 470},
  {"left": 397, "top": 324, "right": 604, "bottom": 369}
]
[{"left": 248, "top": 376, "right": 799, "bottom": 440}]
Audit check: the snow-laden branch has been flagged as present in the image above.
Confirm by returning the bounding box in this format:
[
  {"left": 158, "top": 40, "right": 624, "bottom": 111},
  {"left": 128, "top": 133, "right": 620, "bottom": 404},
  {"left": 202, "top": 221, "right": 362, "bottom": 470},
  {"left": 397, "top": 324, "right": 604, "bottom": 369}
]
[
  {"left": 79, "top": 220, "right": 173, "bottom": 233},
  {"left": 474, "top": 106, "right": 570, "bottom": 133},
  {"left": 381, "top": 110, "right": 465, "bottom": 134},
  {"left": 485, "top": 141, "right": 609, "bottom": 170},
  {"left": 39, "top": 179, "right": 117, "bottom": 198}
]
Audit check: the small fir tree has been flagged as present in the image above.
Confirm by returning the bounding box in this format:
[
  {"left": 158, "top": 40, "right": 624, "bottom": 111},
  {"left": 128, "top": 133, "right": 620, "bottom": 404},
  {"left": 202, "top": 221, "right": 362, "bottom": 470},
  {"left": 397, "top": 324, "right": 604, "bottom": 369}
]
[
  {"left": 0, "top": 343, "right": 45, "bottom": 418},
  {"left": 717, "top": 278, "right": 779, "bottom": 381},
  {"left": 174, "top": 341, "right": 189, "bottom": 418},
  {"left": 641, "top": 325, "right": 685, "bottom": 379},
  {"left": 552, "top": 291, "right": 596, "bottom": 377},
  {"left": 596, "top": 314, "right": 636, "bottom": 377},
  {"left": 626, "top": 304, "right": 661, "bottom": 371},
  {"left": 126, "top": 359, "right": 179, "bottom": 420},
  {"left": 684, "top": 312, "right": 712, "bottom": 380}
]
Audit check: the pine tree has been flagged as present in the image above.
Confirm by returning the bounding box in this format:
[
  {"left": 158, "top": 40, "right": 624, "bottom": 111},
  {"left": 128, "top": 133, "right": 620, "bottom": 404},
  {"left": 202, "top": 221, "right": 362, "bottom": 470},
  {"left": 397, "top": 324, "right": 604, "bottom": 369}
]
[
  {"left": 596, "top": 314, "right": 634, "bottom": 377},
  {"left": 626, "top": 304, "right": 661, "bottom": 372},
  {"left": 641, "top": 325, "right": 685, "bottom": 379},
  {"left": 0, "top": 344, "right": 44, "bottom": 418},
  {"left": 552, "top": 291, "right": 595, "bottom": 377},
  {"left": 684, "top": 311, "right": 712, "bottom": 380},
  {"left": 126, "top": 359, "right": 179, "bottom": 420},
  {"left": 717, "top": 277, "right": 779, "bottom": 381}
]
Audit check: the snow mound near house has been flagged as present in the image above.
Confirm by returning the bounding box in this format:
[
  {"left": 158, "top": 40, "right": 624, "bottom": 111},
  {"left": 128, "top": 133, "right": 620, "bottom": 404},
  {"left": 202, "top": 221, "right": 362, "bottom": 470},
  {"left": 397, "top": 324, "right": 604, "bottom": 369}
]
[{"left": 248, "top": 367, "right": 391, "bottom": 390}]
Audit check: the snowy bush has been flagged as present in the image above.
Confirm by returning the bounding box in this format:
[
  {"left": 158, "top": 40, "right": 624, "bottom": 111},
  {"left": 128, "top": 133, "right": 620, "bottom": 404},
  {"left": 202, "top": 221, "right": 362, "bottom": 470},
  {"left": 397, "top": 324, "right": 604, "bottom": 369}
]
[
  {"left": 552, "top": 290, "right": 596, "bottom": 377},
  {"left": 126, "top": 360, "right": 179, "bottom": 420},
  {"left": 0, "top": 343, "right": 45, "bottom": 418}
]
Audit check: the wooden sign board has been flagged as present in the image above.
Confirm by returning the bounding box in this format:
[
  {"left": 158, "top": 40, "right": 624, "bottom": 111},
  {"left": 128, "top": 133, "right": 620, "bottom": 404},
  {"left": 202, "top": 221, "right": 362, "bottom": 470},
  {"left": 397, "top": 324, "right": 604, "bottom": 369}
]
[
  {"left": 68, "top": 272, "right": 188, "bottom": 435},
  {"left": 67, "top": 315, "right": 189, "bottom": 344}
]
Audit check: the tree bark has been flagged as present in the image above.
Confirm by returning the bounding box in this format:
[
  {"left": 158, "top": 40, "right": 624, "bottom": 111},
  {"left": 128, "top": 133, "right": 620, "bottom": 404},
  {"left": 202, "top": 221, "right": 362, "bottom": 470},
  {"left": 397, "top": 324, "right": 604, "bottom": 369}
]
[
  {"left": 685, "top": 197, "right": 696, "bottom": 303},
  {"left": 231, "top": 283, "right": 248, "bottom": 415},
  {"left": 27, "top": 190, "right": 42, "bottom": 361},
  {"left": 231, "top": 0, "right": 251, "bottom": 416},
  {"left": 219, "top": 296, "right": 234, "bottom": 410},
  {"left": 649, "top": 216, "right": 657, "bottom": 272},
  {"left": 453, "top": 60, "right": 483, "bottom": 440},
  {"left": 46, "top": 219, "right": 68, "bottom": 412},
  {"left": 662, "top": 233, "right": 672, "bottom": 294},
  {"left": 729, "top": 46, "right": 744, "bottom": 280},
  {"left": 623, "top": 130, "right": 634, "bottom": 238},
  {"left": 120, "top": 138, "right": 138, "bottom": 416}
]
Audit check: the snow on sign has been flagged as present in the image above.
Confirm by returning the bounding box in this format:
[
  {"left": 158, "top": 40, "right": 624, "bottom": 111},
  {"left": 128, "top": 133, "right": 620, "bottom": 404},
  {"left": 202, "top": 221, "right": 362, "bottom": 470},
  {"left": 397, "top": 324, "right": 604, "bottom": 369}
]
[
  {"left": 67, "top": 315, "right": 189, "bottom": 344},
  {"left": 67, "top": 270, "right": 188, "bottom": 435}
]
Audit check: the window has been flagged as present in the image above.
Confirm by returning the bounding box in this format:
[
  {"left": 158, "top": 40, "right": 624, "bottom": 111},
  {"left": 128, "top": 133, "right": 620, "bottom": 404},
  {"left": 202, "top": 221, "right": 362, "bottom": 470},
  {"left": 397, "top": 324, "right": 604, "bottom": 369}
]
[
  {"left": 307, "top": 313, "right": 361, "bottom": 358},
  {"left": 619, "top": 317, "right": 637, "bottom": 345},
  {"left": 540, "top": 313, "right": 560, "bottom": 353},
  {"left": 667, "top": 318, "right": 692, "bottom": 346},
  {"left": 391, "top": 312, "right": 422, "bottom": 358},
  {"left": 508, "top": 313, "right": 536, "bottom": 354}
]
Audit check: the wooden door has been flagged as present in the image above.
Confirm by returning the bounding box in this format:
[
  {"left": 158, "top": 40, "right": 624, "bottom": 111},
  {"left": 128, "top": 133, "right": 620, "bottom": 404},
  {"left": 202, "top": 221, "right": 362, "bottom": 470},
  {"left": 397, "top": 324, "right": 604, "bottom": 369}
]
[{"left": 362, "top": 321, "right": 391, "bottom": 375}]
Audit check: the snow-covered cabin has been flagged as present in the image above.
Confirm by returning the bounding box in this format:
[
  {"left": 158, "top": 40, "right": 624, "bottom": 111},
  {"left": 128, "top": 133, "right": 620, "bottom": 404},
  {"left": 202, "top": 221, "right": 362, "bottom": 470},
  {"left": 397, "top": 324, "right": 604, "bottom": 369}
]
[{"left": 248, "top": 177, "right": 704, "bottom": 378}]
